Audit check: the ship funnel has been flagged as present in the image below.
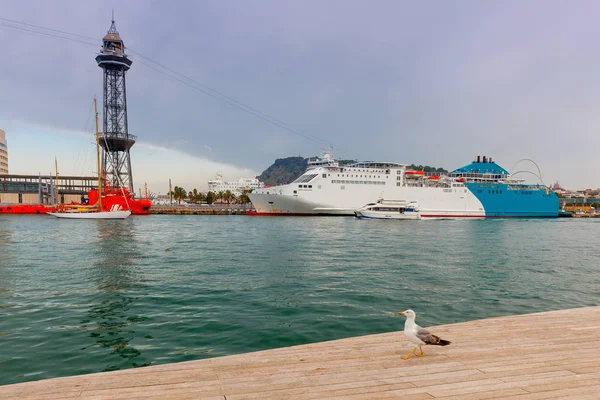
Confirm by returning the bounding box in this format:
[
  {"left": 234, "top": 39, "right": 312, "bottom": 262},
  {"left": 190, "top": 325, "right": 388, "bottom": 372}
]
[
  {"left": 483, "top": 156, "right": 487, "bottom": 163},
  {"left": 477, "top": 155, "right": 481, "bottom": 163}
]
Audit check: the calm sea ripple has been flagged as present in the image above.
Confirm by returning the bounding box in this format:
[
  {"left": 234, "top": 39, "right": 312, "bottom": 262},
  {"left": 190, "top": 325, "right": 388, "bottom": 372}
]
[{"left": 0, "top": 215, "right": 599, "bottom": 385}]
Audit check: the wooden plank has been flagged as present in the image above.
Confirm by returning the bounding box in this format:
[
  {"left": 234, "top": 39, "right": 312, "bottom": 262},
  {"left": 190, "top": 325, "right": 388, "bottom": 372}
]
[{"left": 1, "top": 306, "right": 599, "bottom": 399}]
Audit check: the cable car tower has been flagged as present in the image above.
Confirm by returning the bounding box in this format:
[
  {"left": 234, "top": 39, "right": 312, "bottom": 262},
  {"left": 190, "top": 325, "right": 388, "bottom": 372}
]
[{"left": 96, "top": 16, "right": 135, "bottom": 193}]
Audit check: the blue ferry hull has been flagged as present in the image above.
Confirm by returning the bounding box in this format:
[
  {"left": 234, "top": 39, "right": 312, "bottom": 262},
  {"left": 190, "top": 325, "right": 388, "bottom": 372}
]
[{"left": 465, "top": 182, "right": 559, "bottom": 218}]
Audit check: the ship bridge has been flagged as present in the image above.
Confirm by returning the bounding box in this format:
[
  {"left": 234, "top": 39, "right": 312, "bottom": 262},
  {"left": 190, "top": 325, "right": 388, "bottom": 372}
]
[{"left": 450, "top": 155, "right": 509, "bottom": 180}]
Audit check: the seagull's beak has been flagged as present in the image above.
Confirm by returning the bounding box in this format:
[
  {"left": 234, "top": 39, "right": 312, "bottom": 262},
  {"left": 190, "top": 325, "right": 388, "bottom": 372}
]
[{"left": 398, "top": 312, "right": 404, "bottom": 316}]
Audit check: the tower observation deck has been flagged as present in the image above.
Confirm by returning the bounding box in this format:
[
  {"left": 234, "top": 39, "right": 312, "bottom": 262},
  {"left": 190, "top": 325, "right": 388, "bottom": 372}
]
[{"left": 95, "top": 17, "right": 136, "bottom": 192}]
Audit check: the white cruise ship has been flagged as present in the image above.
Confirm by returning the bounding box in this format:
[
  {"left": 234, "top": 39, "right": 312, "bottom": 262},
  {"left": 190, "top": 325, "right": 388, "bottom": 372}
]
[{"left": 248, "top": 151, "right": 559, "bottom": 218}]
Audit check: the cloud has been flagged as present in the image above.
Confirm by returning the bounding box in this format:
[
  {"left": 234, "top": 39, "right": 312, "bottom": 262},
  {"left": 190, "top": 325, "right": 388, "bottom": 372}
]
[{"left": 1, "top": 0, "right": 600, "bottom": 189}]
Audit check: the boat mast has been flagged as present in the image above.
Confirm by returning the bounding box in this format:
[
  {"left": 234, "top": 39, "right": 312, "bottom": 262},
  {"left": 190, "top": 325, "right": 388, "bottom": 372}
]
[
  {"left": 54, "top": 156, "right": 59, "bottom": 205},
  {"left": 94, "top": 97, "right": 102, "bottom": 210}
]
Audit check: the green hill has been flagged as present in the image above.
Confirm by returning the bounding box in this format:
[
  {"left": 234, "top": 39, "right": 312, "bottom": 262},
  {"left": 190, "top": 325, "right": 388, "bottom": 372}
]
[{"left": 257, "top": 157, "right": 308, "bottom": 186}]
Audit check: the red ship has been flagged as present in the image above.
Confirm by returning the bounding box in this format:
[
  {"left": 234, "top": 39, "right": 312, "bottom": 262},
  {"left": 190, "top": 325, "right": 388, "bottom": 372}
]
[{"left": 0, "top": 181, "right": 151, "bottom": 215}]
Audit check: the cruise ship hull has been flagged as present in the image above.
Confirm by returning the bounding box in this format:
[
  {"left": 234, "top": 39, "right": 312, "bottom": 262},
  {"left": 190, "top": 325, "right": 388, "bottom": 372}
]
[
  {"left": 249, "top": 184, "right": 558, "bottom": 218},
  {"left": 249, "top": 158, "right": 559, "bottom": 218}
]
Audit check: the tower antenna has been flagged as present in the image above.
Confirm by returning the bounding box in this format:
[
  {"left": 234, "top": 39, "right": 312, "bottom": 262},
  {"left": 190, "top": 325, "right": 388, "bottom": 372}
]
[{"left": 96, "top": 17, "right": 136, "bottom": 193}]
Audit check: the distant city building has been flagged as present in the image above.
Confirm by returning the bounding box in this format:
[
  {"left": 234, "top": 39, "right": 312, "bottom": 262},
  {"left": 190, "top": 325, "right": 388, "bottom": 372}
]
[
  {"left": 207, "top": 174, "right": 264, "bottom": 195},
  {"left": 0, "top": 129, "right": 8, "bottom": 174}
]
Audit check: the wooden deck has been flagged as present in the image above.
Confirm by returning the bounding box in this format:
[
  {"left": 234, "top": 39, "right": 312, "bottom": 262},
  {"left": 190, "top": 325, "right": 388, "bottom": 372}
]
[{"left": 2, "top": 307, "right": 600, "bottom": 400}]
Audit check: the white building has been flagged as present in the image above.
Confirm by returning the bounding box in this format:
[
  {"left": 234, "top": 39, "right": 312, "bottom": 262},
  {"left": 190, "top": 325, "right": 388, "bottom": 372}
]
[
  {"left": 207, "top": 174, "right": 264, "bottom": 195},
  {"left": 0, "top": 129, "right": 8, "bottom": 174}
]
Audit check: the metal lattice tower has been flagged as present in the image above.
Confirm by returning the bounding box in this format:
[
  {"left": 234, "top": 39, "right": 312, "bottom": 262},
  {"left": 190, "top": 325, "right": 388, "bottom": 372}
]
[{"left": 95, "top": 17, "right": 136, "bottom": 193}]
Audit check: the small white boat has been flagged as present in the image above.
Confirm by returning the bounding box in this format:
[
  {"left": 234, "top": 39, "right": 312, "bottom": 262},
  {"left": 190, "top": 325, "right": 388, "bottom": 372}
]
[
  {"left": 354, "top": 200, "right": 421, "bottom": 220},
  {"left": 48, "top": 208, "right": 131, "bottom": 220}
]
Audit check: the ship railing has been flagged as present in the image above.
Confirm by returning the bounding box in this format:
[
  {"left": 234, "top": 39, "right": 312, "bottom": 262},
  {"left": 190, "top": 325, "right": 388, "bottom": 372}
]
[{"left": 423, "top": 171, "right": 449, "bottom": 177}]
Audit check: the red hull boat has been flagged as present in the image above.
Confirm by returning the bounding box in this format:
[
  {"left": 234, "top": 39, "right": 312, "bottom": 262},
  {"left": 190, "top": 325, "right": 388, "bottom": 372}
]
[{"left": 0, "top": 187, "right": 151, "bottom": 215}]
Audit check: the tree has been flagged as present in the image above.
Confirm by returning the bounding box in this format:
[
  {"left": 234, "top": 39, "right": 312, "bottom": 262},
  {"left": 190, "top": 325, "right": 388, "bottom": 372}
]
[
  {"left": 238, "top": 189, "right": 252, "bottom": 205},
  {"left": 171, "top": 186, "right": 187, "bottom": 205},
  {"left": 224, "top": 190, "right": 234, "bottom": 204},
  {"left": 217, "top": 191, "right": 225, "bottom": 203},
  {"left": 188, "top": 188, "right": 202, "bottom": 204},
  {"left": 205, "top": 191, "right": 215, "bottom": 205}
]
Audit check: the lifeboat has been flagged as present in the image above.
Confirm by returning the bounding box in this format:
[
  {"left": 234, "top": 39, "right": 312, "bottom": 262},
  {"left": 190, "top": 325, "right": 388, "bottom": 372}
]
[
  {"left": 427, "top": 175, "right": 440, "bottom": 181},
  {"left": 405, "top": 170, "right": 425, "bottom": 179},
  {"left": 456, "top": 177, "right": 466, "bottom": 182}
]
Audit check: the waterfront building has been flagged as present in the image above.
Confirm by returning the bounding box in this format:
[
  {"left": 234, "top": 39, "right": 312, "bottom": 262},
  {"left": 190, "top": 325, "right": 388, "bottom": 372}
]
[
  {"left": 0, "top": 129, "right": 8, "bottom": 174},
  {"left": 207, "top": 174, "right": 264, "bottom": 195},
  {"left": 0, "top": 174, "right": 96, "bottom": 204}
]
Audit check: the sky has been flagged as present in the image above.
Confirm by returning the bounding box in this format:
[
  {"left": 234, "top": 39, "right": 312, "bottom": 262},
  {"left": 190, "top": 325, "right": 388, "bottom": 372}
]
[{"left": 1, "top": 0, "right": 600, "bottom": 192}]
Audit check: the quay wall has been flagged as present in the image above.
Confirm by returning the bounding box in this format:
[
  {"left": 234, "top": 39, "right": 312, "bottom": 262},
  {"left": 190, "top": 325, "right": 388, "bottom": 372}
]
[{"left": 149, "top": 204, "right": 254, "bottom": 215}]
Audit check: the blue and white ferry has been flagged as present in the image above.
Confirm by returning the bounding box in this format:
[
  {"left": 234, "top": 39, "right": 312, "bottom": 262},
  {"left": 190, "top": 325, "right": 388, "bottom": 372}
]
[{"left": 249, "top": 152, "right": 559, "bottom": 218}]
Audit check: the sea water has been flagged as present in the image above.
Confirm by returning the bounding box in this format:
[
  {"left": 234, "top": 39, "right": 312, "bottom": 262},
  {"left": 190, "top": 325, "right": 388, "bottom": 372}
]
[{"left": 1, "top": 215, "right": 599, "bottom": 385}]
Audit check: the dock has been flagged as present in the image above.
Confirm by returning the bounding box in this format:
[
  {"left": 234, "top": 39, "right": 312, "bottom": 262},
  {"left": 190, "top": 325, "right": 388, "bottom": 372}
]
[
  {"left": 2, "top": 307, "right": 599, "bottom": 399},
  {"left": 149, "top": 205, "right": 253, "bottom": 215}
]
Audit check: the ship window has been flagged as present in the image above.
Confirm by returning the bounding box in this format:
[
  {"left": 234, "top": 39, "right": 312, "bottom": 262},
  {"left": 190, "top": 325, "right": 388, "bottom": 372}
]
[
  {"left": 322, "top": 173, "right": 326, "bottom": 178},
  {"left": 293, "top": 173, "right": 319, "bottom": 184},
  {"left": 308, "top": 185, "right": 312, "bottom": 188}
]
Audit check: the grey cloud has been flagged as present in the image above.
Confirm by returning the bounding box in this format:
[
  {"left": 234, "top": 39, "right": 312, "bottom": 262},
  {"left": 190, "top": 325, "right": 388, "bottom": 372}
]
[{"left": 1, "top": 0, "right": 599, "bottom": 188}]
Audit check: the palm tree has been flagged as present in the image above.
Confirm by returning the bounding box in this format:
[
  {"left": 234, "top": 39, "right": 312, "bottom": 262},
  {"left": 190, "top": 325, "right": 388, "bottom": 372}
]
[
  {"left": 238, "top": 189, "right": 252, "bottom": 205},
  {"left": 188, "top": 188, "right": 201, "bottom": 204},
  {"left": 205, "top": 191, "right": 215, "bottom": 205},
  {"left": 171, "top": 186, "right": 187, "bottom": 205},
  {"left": 224, "top": 190, "right": 233, "bottom": 204},
  {"left": 217, "top": 191, "right": 225, "bottom": 204}
]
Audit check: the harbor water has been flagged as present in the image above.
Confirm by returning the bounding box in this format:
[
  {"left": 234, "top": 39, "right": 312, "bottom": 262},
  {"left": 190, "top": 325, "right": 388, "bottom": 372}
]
[{"left": 1, "top": 215, "right": 599, "bottom": 385}]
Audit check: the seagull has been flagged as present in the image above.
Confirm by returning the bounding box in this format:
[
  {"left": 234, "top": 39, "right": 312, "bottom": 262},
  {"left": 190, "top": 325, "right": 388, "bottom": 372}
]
[{"left": 398, "top": 309, "right": 450, "bottom": 359}]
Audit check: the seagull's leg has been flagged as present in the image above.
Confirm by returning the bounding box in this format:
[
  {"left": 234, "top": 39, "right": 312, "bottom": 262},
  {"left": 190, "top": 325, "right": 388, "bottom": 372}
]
[
  {"left": 402, "top": 347, "right": 417, "bottom": 360},
  {"left": 416, "top": 346, "right": 424, "bottom": 357}
]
